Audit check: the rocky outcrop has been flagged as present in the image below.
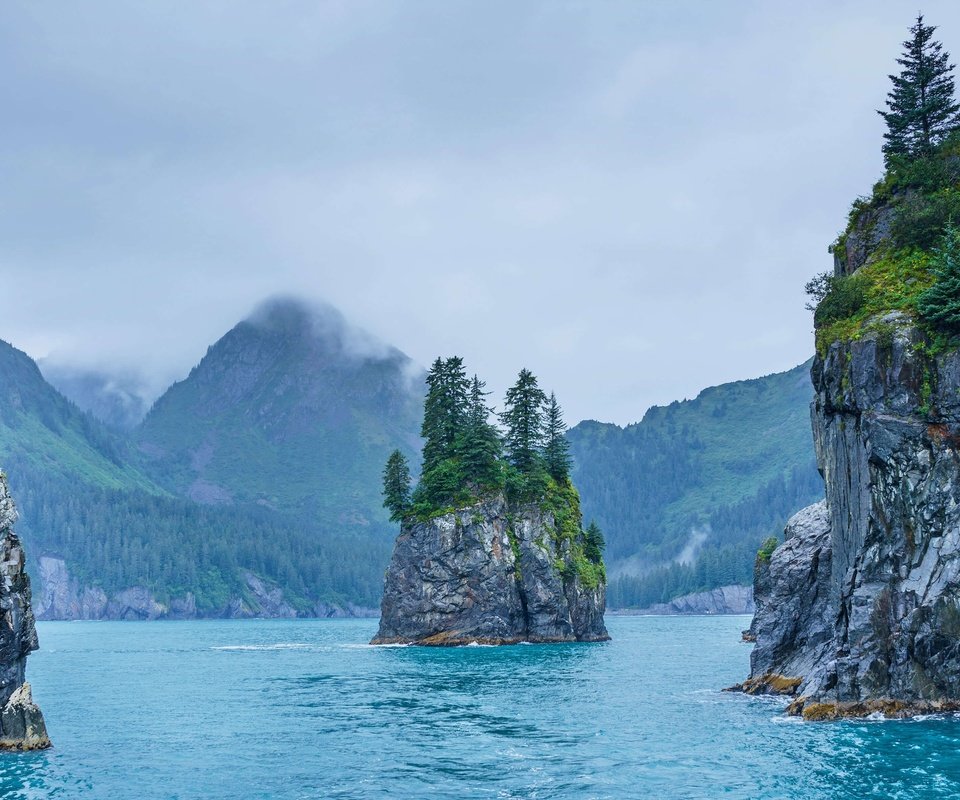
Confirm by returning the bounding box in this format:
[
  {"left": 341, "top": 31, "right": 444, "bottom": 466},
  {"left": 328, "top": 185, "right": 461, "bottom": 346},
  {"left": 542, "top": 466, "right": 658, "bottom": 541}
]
[
  {"left": 0, "top": 475, "right": 49, "bottom": 749},
  {"left": 627, "top": 584, "right": 754, "bottom": 616},
  {"left": 372, "top": 495, "right": 609, "bottom": 645},
  {"left": 742, "top": 315, "right": 960, "bottom": 718},
  {"left": 834, "top": 202, "right": 896, "bottom": 276},
  {"left": 32, "top": 557, "right": 374, "bottom": 620}
]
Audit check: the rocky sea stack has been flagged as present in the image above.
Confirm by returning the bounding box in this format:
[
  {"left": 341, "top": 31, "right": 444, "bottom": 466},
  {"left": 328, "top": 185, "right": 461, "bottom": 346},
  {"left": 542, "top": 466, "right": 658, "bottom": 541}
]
[
  {"left": 0, "top": 473, "right": 50, "bottom": 749},
  {"left": 373, "top": 356, "right": 609, "bottom": 646},
  {"left": 373, "top": 494, "right": 608, "bottom": 645}
]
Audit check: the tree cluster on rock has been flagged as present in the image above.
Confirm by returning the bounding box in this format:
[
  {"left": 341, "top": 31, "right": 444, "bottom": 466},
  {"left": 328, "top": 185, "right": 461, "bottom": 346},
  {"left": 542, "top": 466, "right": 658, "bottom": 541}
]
[
  {"left": 804, "top": 14, "right": 960, "bottom": 351},
  {"left": 382, "top": 357, "right": 586, "bottom": 527}
]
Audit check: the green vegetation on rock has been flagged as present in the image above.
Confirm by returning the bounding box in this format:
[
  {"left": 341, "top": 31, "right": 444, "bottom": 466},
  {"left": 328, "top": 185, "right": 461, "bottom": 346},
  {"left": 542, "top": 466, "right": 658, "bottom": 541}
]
[
  {"left": 387, "top": 356, "right": 605, "bottom": 586},
  {"left": 810, "top": 16, "right": 960, "bottom": 356}
]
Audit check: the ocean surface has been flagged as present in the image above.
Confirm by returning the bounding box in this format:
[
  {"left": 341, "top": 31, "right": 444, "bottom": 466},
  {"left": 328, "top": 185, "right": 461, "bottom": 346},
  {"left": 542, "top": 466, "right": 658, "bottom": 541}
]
[{"left": 2, "top": 616, "right": 960, "bottom": 799}]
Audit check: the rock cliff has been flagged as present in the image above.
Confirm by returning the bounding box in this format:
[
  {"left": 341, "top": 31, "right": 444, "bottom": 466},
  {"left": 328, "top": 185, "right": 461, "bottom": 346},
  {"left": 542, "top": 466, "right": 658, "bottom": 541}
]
[
  {"left": 32, "top": 558, "right": 376, "bottom": 621},
  {"left": 372, "top": 495, "right": 609, "bottom": 645},
  {"left": 0, "top": 474, "right": 49, "bottom": 749},
  {"left": 742, "top": 315, "right": 960, "bottom": 718},
  {"left": 626, "top": 584, "right": 754, "bottom": 616}
]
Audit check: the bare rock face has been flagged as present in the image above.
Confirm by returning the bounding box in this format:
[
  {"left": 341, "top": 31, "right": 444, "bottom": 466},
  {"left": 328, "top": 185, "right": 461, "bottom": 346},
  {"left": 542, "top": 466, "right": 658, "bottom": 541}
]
[
  {"left": 742, "top": 317, "right": 960, "bottom": 718},
  {"left": 0, "top": 474, "right": 50, "bottom": 749},
  {"left": 372, "top": 495, "right": 609, "bottom": 645}
]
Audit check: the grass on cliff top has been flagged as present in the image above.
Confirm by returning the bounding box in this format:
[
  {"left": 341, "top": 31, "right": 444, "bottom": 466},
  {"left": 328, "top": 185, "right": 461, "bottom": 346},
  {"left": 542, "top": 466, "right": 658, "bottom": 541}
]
[{"left": 815, "top": 248, "right": 935, "bottom": 356}]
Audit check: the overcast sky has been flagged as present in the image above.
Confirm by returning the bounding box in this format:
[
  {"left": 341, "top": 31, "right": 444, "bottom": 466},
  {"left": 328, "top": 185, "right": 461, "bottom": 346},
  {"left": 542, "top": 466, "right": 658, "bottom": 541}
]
[{"left": 3, "top": 1, "right": 959, "bottom": 425}]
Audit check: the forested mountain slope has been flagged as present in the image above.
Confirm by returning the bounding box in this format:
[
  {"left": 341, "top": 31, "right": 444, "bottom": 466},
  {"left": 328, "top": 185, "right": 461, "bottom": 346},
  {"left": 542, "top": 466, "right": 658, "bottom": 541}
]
[
  {"left": 136, "top": 298, "right": 424, "bottom": 522},
  {"left": 568, "top": 361, "right": 824, "bottom": 607}
]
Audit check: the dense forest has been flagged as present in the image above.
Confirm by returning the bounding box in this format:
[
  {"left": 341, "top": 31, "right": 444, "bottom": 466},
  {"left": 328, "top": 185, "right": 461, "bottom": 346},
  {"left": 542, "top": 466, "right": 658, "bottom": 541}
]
[{"left": 568, "top": 361, "right": 823, "bottom": 608}]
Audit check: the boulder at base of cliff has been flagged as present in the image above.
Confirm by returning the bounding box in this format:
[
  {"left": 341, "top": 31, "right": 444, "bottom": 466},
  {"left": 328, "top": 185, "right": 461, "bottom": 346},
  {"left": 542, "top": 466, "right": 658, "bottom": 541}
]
[{"left": 0, "top": 683, "right": 49, "bottom": 751}]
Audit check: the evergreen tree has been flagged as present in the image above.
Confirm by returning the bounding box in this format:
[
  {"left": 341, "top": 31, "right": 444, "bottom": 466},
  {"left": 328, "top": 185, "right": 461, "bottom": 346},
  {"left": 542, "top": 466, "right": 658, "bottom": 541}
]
[
  {"left": 543, "top": 392, "right": 572, "bottom": 482},
  {"left": 583, "top": 520, "right": 605, "bottom": 564},
  {"left": 917, "top": 223, "right": 960, "bottom": 333},
  {"left": 879, "top": 14, "right": 960, "bottom": 162},
  {"left": 420, "top": 356, "right": 470, "bottom": 472},
  {"left": 501, "top": 369, "right": 546, "bottom": 474},
  {"left": 381, "top": 449, "right": 412, "bottom": 521},
  {"left": 459, "top": 375, "right": 503, "bottom": 489}
]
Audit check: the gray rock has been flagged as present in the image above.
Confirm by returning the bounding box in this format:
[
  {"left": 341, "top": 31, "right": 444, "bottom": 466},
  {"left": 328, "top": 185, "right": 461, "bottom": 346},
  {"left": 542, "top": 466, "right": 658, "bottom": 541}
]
[
  {"left": 0, "top": 474, "right": 49, "bottom": 749},
  {"left": 744, "top": 321, "right": 960, "bottom": 716},
  {"left": 629, "top": 584, "right": 755, "bottom": 616},
  {"left": 748, "top": 501, "right": 833, "bottom": 682},
  {"left": 836, "top": 202, "right": 896, "bottom": 276},
  {"left": 372, "top": 495, "right": 609, "bottom": 645},
  {"left": 105, "top": 587, "right": 167, "bottom": 620},
  {"left": 0, "top": 683, "right": 49, "bottom": 750}
]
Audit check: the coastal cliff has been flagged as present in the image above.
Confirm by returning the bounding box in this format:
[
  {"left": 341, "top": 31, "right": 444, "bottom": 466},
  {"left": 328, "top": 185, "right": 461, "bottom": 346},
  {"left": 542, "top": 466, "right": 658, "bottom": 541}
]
[
  {"left": 373, "top": 494, "right": 609, "bottom": 645},
  {"left": 0, "top": 474, "right": 49, "bottom": 749},
  {"left": 742, "top": 312, "right": 960, "bottom": 718}
]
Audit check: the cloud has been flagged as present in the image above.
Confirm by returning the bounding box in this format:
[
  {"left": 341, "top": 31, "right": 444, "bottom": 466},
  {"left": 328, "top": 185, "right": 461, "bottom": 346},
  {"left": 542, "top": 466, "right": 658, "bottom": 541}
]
[{"left": 1, "top": 0, "right": 957, "bottom": 424}]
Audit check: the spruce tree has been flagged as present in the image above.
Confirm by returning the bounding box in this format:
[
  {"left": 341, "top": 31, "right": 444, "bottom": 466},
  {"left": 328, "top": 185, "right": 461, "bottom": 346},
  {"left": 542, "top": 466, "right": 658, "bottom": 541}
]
[
  {"left": 583, "top": 521, "right": 605, "bottom": 564},
  {"left": 543, "top": 392, "right": 572, "bottom": 482},
  {"left": 879, "top": 14, "right": 960, "bottom": 162},
  {"left": 382, "top": 449, "right": 412, "bottom": 521},
  {"left": 459, "top": 375, "right": 503, "bottom": 489},
  {"left": 501, "top": 369, "right": 546, "bottom": 474},
  {"left": 917, "top": 223, "right": 960, "bottom": 333},
  {"left": 420, "top": 356, "right": 470, "bottom": 473}
]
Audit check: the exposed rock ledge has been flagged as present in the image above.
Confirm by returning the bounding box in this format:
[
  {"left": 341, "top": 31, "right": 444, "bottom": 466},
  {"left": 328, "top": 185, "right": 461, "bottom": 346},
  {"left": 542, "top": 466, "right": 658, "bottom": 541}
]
[
  {"left": 611, "top": 584, "right": 754, "bottom": 616},
  {"left": 33, "top": 557, "right": 376, "bottom": 621},
  {"left": 372, "top": 495, "right": 609, "bottom": 645},
  {"left": 0, "top": 475, "right": 49, "bottom": 749},
  {"left": 736, "top": 319, "right": 960, "bottom": 719}
]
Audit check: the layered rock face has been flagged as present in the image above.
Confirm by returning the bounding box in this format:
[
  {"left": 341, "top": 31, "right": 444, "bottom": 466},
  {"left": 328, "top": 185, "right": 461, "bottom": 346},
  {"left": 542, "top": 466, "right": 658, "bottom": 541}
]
[
  {"left": 0, "top": 475, "right": 49, "bottom": 749},
  {"left": 745, "top": 317, "right": 960, "bottom": 717},
  {"left": 372, "top": 495, "right": 609, "bottom": 645}
]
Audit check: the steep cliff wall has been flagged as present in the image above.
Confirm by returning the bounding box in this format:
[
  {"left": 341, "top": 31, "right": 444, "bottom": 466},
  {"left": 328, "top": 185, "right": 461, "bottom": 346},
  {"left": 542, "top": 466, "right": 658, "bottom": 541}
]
[
  {"left": 372, "top": 495, "right": 609, "bottom": 645},
  {"left": 743, "top": 315, "right": 960, "bottom": 717},
  {"left": 0, "top": 475, "right": 49, "bottom": 749}
]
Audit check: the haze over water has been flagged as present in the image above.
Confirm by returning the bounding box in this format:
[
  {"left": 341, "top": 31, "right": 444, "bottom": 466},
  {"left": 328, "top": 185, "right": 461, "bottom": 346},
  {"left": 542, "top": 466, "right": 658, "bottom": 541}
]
[{"left": 0, "top": 617, "right": 957, "bottom": 799}]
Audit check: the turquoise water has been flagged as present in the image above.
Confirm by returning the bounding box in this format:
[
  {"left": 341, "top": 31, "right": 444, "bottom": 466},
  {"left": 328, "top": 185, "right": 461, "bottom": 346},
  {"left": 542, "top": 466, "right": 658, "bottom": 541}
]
[{"left": 1, "top": 616, "right": 960, "bottom": 798}]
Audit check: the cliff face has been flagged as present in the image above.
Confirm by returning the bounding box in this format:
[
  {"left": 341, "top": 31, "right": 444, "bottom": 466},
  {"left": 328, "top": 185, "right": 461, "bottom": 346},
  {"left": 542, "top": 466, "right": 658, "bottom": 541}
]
[
  {"left": 372, "top": 495, "right": 609, "bottom": 645},
  {"left": 0, "top": 475, "right": 49, "bottom": 749},
  {"left": 32, "top": 559, "right": 377, "bottom": 621},
  {"left": 746, "top": 315, "right": 960, "bottom": 717}
]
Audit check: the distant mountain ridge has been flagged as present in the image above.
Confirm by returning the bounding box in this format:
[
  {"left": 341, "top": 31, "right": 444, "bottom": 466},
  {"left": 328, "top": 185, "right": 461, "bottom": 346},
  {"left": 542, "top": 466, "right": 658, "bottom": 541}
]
[
  {"left": 2, "top": 297, "right": 821, "bottom": 616},
  {"left": 0, "top": 299, "right": 424, "bottom": 618},
  {"left": 568, "top": 361, "right": 824, "bottom": 607},
  {"left": 136, "top": 297, "right": 424, "bottom": 520}
]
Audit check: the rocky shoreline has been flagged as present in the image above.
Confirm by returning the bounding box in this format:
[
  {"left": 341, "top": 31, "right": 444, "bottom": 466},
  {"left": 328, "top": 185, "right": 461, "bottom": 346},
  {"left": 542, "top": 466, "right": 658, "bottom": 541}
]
[{"left": 32, "top": 556, "right": 377, "bottom": 621}]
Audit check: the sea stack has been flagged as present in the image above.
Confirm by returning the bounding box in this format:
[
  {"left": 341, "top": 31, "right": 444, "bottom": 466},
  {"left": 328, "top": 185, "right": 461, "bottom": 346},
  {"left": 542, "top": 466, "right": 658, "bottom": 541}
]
[
  {"left": 372, "top": 494, "right": 609, "bottom": 645},
  {"left": 0, "top": 473, "right": 50, "bottom": 749},
  {"left": 373, "top": 358, "right": 609, "bottom": 646}
]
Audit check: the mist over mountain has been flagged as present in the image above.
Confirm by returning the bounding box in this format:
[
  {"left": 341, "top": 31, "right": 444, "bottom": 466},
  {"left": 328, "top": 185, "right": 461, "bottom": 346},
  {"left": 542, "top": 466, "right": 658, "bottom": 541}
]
[
  {"left": 136, "top": 297, "right": 424, "bottom": 519},
  {"left": 0, "top": 294, "right": 822, "bottom": 614},
  {"left": 39, "top": 363, "right": 152, "bottom": 432}
]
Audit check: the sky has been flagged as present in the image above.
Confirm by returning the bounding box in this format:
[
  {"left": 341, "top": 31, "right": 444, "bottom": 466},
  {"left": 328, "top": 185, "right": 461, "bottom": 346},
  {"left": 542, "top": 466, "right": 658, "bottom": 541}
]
[{"left": 3, "top": 1, "right": 959, "bottom": 425}]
